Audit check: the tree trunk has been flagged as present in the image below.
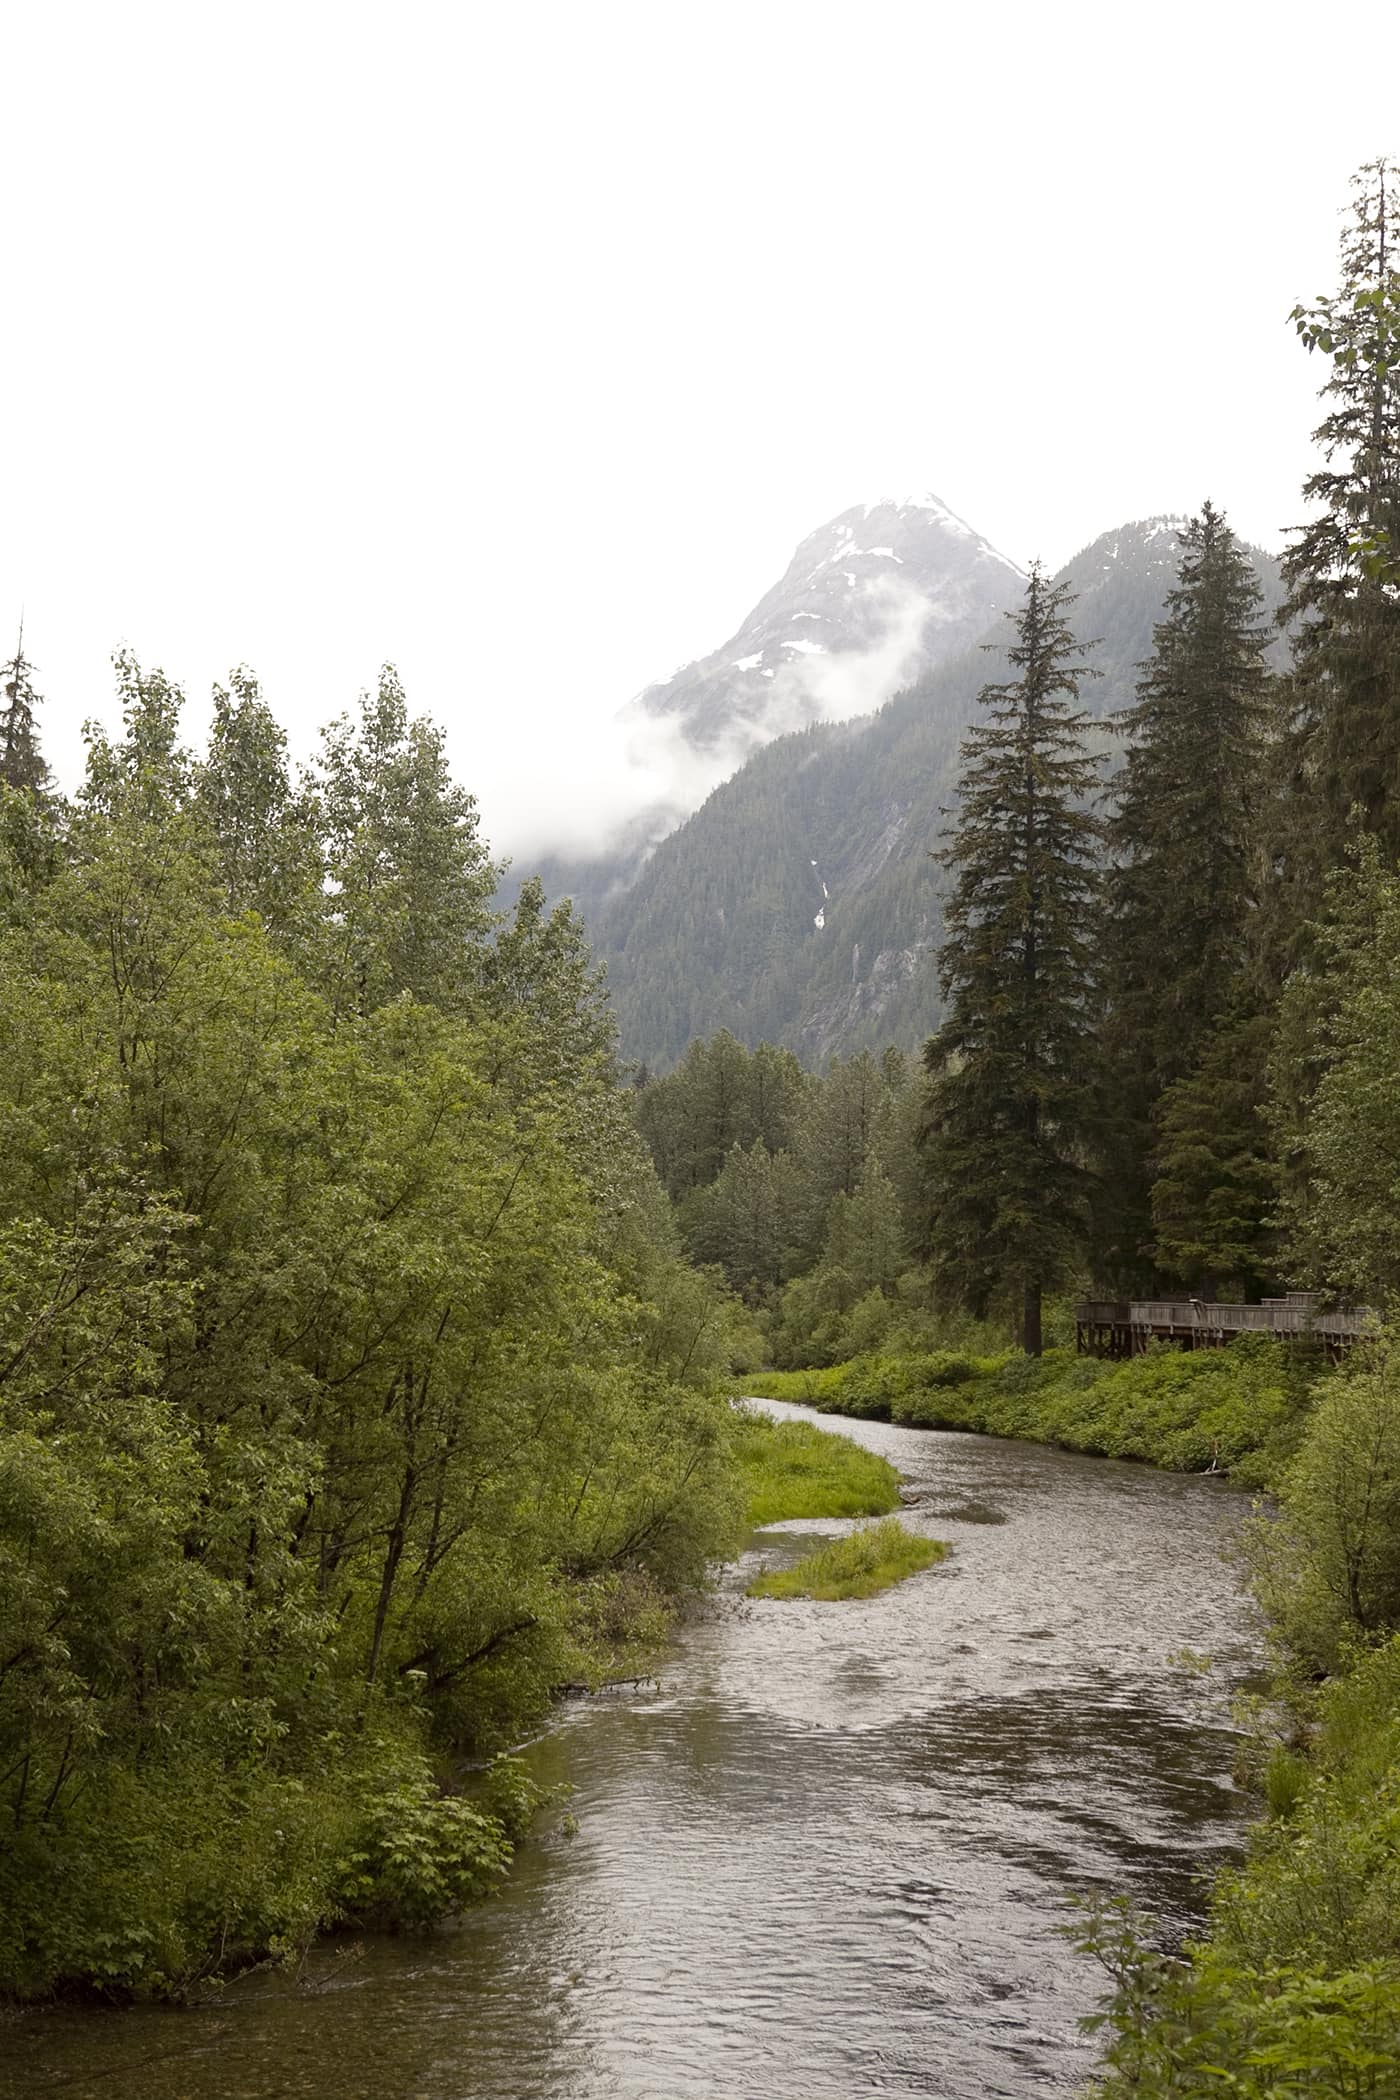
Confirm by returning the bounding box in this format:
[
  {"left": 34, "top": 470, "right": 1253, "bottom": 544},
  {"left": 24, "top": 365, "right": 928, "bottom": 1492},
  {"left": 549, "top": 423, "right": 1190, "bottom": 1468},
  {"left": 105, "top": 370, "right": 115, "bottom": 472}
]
[
  {"left": 1023, "top": 1281, "right": 1043, "bottom": 1358},
  {"left": 366, "top": 1462, "right": 415, "bottom": 1689}
]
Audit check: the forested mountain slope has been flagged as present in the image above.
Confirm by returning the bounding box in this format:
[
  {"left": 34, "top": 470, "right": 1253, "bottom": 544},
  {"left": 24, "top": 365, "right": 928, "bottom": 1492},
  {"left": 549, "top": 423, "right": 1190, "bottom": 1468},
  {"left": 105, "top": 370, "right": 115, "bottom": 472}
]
[{"left": 588, "top": 519, "right": 1284, "bottom": 1069}]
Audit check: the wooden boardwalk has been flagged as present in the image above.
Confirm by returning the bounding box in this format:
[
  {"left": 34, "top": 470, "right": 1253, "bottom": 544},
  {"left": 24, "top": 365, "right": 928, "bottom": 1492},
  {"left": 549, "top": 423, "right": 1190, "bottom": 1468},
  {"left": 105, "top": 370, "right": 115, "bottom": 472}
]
[{"left": 1075, "top": 1292, "right": 1377, "bottom": 1360}]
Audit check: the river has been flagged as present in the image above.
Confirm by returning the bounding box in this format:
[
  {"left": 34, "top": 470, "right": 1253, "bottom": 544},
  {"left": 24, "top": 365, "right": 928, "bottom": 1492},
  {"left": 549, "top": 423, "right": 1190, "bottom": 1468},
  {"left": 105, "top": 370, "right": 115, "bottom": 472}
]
[{"left": 5, "top": 1402, "right": 1264, "bottom": 2100}]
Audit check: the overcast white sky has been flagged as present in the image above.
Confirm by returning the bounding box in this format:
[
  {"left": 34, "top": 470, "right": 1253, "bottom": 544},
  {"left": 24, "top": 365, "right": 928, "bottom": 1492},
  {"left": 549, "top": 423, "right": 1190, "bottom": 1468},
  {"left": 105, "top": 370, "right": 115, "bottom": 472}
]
[{"left": 3, "top": 1, "right": 1398, "bottom": 859}]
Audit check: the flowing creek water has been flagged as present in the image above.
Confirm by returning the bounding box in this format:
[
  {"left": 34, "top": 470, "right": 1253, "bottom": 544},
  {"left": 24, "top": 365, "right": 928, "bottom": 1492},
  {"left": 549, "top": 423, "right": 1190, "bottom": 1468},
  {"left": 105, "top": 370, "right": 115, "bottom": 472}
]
[{"left": 6, "top": 1401, "right": 1265, "bottom": 2100}]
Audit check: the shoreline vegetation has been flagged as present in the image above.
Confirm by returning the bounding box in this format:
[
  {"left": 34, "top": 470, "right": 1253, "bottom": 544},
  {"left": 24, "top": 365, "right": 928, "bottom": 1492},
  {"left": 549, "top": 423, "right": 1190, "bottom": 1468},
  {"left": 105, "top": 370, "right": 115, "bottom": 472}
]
[
  {"left": 737, "top": 1334, "right": 1310, "bottom": 1489},
  {"left": 744, "top": 1333, "right": 1400, "bottom": 2091},
  {"left": 1077, "top": 1338, "right": 1400, "bottom": 2088},
  {"left": 0, "top": 671, "right": 753, "bottom": 2006},
  {"left": 747, "top": 1517, "right": 946, "bottom": 1601},
  {"left": 732, "top": 1412, "right": 944, "bottom": 1602}
]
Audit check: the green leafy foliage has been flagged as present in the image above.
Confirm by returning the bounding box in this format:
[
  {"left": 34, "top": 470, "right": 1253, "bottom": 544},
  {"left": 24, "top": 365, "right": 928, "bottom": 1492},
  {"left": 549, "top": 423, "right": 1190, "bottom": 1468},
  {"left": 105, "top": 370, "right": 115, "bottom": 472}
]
[
  {"left": 0, "top": 655, "right": 749, "bottom": 1998},
  {"left": 744, "top": 1335, "right": 1306, "bottom": 1485},
  {"left": 1076, "top": 1899, "right": 1400, "bottom": 2097},
  {"left": 1245, "top": 1337, "right": 1400, "bottom": 1671},
  {"left": 331, "top": 1751, "right": 529, "bottom": 1931},
  {"left": 1076, "top": 1334, "right": 1400, "bottom": 2091}
]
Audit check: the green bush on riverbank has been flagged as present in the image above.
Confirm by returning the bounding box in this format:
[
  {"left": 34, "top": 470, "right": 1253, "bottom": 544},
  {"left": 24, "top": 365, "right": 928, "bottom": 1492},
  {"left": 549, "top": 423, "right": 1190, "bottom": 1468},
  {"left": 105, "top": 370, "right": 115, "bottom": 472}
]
[
  {"left": 741, "top": 1335, "right": 1314, "bottom": 1486},
  {"left": 1083, "top": 1636, "right": 1400, "bottom": 2094},
  {"left": 747, "top": 1518, "right": 946, "bottom": 1601},
  {"left": 1083, "top": 1334, "right": 1400, "bottom": 2094}
]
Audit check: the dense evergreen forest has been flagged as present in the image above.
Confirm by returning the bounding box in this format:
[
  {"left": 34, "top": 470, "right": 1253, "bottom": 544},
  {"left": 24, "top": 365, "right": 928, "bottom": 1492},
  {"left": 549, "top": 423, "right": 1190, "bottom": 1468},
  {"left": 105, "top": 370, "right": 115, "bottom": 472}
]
[
  {"left": 5, "top": 153, "right": 1400, "bottom": 2094},
  {"left": 630, "top": 163, "right": 1400, "bottom": 1353}
]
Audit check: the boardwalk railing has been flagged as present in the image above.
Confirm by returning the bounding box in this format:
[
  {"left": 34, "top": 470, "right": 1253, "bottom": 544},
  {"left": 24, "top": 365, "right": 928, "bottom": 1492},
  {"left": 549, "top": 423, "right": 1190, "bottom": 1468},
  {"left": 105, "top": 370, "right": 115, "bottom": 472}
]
[{"left": 1075, "top": 1293, "right": 1379, "bottom": 1358}]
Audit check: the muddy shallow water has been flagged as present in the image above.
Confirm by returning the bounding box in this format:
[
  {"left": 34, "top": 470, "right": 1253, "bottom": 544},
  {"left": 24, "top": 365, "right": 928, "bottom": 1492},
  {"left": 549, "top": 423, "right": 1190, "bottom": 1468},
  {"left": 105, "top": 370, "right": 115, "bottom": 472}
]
[{"left": 5, "top": 1403, "right": 1264, "bottom": 2100}]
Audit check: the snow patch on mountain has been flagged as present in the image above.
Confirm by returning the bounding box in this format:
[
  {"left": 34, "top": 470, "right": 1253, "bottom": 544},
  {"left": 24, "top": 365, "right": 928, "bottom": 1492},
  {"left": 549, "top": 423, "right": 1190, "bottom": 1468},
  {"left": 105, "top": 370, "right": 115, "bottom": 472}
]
[
  {"left": 496, "top": 491, "right": 1025, "bottom": 863},
  {"left": 625, "top": 492, "right": 1026, "bottom": 765}
]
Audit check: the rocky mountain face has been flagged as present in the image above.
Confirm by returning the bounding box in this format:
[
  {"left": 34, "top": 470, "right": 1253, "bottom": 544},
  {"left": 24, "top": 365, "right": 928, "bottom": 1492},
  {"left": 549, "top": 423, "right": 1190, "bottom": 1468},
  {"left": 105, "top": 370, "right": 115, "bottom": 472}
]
[
  {"left": 523, "top": 495, "right": 1025, "bottom": 926},
  {"left": 573, "top": 518, "right": 1286, "bottom": 1071},
  {"left": 627, "top": 492, "right": 1024, "bottom": 755}
]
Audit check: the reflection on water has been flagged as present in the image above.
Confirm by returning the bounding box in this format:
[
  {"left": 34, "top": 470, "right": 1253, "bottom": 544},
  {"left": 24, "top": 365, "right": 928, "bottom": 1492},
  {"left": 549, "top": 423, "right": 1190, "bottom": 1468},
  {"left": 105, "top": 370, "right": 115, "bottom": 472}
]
[{"left": 5, "top": 1405, "right": 1263, "bottom": 2100}]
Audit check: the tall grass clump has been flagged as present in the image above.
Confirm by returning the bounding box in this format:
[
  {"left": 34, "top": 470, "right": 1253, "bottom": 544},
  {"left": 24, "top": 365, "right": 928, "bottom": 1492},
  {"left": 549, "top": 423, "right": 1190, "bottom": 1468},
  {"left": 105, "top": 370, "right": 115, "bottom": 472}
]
[
  {"left": 747, "top": 1518, "right": 947, "bottom": 1601},
  {"left": 732, "top": 1409, "right": 901, "bottom": 1525}
]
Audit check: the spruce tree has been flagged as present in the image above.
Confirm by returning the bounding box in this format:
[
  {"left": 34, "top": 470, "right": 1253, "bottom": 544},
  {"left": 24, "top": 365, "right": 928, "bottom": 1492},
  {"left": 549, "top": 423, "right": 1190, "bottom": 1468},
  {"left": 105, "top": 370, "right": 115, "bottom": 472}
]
[
  {"left": 1151, "top": 1008, "right": 1277, "bottom": 1298},
  {"left": 1098, "top": 504, "right": 1274, "bottom": 1287},
  {"left": 918, "top": 565, "right": 1102, "bottom": 1355},
  {"left": 1282, "top": 158, "right": 1400, "bottom": 874},
  {"left": 0, "top": 633, "right": 51, "bottom": 794},
  {"left": 1255, "top": 163, "right": 1400, "bottom": 1262}
]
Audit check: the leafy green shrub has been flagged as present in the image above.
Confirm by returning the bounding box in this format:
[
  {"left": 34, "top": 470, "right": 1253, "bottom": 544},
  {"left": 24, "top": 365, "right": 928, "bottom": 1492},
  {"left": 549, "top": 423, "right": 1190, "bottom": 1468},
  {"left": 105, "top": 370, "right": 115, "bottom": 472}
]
[
  {"left": 842, "top": 1287, "right": 899, "bottom": 1359},
  {"left": 1251, "top": 1342, "right": 1400, "bottom": 1671},
  {"left": 1077, "top": 1899, "right": 1400, "bottom": 2097},
  {"left": 331, "top": 1749, "right": 539, "bottom": 1932},
  {"left": 1263, "top": 1745, "right": 1310, "bottom": 1821},
  {"left": 1211, "top": 1635, "right": 1400, "bottom": 1977},
  {"left": 746, "top": 1336, "right": 1307, "bottom": 1483},
  {"left": 0, "top": 1748, "right": 362, "bottom": 1997},
  {"left": 738, "top": 1365, "right": 847, "bottom": 1406},
  {"left": 914, "top": 1350, "right": 985, "bottom": 1388},
  {"left": 1057, "top": 1321, "right": 1400, "bottom": 2088}
]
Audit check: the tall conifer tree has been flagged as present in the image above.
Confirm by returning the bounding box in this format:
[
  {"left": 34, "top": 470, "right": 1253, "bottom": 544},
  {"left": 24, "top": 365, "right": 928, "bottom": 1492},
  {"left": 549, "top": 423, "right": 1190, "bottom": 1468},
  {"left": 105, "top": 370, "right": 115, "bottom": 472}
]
[
  {"left": 918, "top": 565, "right": 1101, "bottom": 1354},
  {"left": 0, "top": 632, "right": 51, "bottom": 794},
  {"left": 1282, "top": 158, "right": 1400, "bottom": 877},
  {"left": 1098, "top": 504, "right": 1274, "bottom": 1286},
  {"left": 1254, "top": 163, "right": 1400, "bottom": 1268}
]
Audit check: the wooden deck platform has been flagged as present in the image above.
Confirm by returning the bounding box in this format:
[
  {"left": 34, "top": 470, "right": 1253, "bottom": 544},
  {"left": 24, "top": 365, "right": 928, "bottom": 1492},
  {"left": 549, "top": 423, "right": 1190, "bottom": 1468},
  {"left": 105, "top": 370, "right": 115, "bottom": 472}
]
[{"left": 1075, "top": 1292, "right": 1376, "bottom": 1359}]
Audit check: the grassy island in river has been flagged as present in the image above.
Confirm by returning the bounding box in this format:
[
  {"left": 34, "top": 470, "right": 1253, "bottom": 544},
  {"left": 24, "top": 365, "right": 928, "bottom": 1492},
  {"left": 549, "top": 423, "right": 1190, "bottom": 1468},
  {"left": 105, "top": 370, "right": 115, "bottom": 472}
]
[
  {"left": 747, "top": 1518, "right": 947, "bottom": 1601},
  {"left": 731, "top": 1407, "right": 903, "bottom": 1524}
]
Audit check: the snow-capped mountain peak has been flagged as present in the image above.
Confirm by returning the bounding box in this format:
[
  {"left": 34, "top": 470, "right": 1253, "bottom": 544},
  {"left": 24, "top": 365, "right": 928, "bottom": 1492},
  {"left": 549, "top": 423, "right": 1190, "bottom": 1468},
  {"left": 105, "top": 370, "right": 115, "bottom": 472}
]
[{"left": 624, "top": 492, "right": 1025, "bottom": 761}]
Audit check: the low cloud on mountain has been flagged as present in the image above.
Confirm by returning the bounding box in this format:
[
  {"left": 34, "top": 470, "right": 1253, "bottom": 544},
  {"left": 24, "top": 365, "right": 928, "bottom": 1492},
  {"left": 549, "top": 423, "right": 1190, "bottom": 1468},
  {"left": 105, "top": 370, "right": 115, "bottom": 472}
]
[
  {"left": 486, "top": 573, "right": 939, "bottom": 864},
  {"left": 485, "top": 489, "right": 1026, "bottom": 867}
]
